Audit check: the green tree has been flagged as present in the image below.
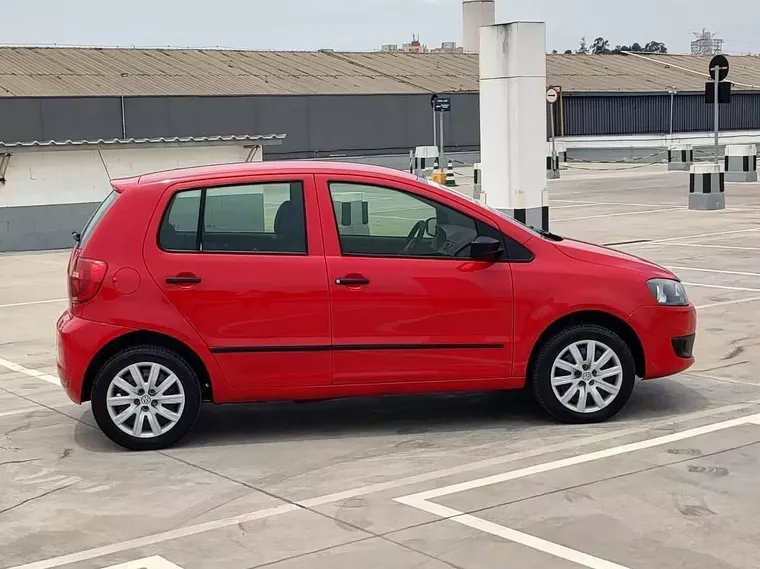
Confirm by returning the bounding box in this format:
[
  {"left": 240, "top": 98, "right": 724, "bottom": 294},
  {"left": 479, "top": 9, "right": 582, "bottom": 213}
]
[
  {"left": 577, "top": 37, "right": 588, "bottom": 54},
  {"left": 591, "top": 37, "right": 611, "bottom": 54}
]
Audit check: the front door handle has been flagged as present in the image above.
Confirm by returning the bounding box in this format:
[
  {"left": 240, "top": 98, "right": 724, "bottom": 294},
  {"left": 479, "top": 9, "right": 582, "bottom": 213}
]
[
  {"left": 166, "top": 275, "right": 202, "bottom": 285},
  {"left": 335, "top": 276, "right": 370, "bottom": 286}
]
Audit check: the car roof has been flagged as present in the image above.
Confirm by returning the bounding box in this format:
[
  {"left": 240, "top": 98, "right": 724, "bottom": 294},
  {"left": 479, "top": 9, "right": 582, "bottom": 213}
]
[{"left": 111, "top": 160, "right": 420, "bottom": 189}]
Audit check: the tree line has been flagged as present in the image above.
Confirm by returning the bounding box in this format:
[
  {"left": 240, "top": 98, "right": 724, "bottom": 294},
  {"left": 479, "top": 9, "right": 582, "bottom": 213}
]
[{"left": 551, "top": 37, "right": 668, "bottom": 55}]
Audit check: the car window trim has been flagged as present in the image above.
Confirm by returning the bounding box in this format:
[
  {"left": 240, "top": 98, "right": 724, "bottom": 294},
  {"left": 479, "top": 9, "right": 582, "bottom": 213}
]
[
  {"left": 326, "top": 179, "right": 520, "bottom": 263},
  {"left": 157, "top": 181, "right": 310, "bottom": 256}
]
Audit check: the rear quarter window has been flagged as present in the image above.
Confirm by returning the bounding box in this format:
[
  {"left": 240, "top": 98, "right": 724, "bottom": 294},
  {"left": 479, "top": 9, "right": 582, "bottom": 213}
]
[{"left": 79, "top": 190, "right": 118, "bottom": 247}]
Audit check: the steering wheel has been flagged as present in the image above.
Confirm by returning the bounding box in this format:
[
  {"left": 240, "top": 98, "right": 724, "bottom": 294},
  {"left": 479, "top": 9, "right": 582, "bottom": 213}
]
[{"left": 401, "top": 220, "right": 427, "bottom": 255}]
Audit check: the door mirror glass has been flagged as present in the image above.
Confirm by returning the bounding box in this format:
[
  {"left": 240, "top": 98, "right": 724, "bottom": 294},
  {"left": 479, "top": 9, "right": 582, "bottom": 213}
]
[
  {"left": 424, "top": 217, "right": 437, "bottom": 237},
  {"left": 470, "top": 236, "right": 503, "bottom": 262}
]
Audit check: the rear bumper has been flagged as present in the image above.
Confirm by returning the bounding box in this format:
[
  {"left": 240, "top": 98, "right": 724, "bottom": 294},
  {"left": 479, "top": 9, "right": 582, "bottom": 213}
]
[
  {"left": 56, "top": 310, "right": 131, "bottom": 404},
  {"left": 629, "top": 304, "right": 697, "bottom": 379}
]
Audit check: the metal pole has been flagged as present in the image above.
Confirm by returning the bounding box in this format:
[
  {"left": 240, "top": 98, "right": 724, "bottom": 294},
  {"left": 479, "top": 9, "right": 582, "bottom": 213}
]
[
  {"left": 713, "top": 68, "right": 720, "bottom": 165},
  {"left": 549, "top": 102, "right": 558, "bottom": 176},
  {"left": 439, "top": 110, "right": 445, "bottom": 171},
  {"left": 432, "top": 108, "right": 437, "bottom": 147}
]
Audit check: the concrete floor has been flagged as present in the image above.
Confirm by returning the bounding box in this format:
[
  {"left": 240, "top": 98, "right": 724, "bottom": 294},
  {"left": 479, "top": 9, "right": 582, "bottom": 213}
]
[{"left": 2, "top": 165, "right": 760, "bottom": 569}]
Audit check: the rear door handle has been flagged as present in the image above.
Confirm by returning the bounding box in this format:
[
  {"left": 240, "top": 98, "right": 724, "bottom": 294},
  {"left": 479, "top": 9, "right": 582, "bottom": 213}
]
[
  {"left": 335, "top": 276, "right": 370, "bottom": 286},
  {"left": 166, "top": 275, "right": 202, "bottom": 285}
]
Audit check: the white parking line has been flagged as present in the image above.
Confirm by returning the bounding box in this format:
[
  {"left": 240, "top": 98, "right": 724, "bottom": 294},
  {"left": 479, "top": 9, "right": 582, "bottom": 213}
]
[
  {"left": 695, "top": 296, "right": 760, "bottom": 310},
  {"left": 7, "top": 400, "right": 758, "bottom": 569},
  {"left": 552, "top": 199, "right": 680, "bottom": 208},
  {"left": 0, "top": 298, "right": 67, "bottom": 309},
  {"left": 0, "top": 407, "right": 40, "bottom": 419},
  {"left": 395, "top": 412, "right": 760, "bottom": 569},
  {"left": 669, "top": 266, "right": 760, "bottom": 278},
  {"left": 646, "top": 227, "right": 760, "bottom": 244},
  {"left": 554, "top": 207, "right": 680, "bottom": 222},
  {"left": 683, "top": 282, "right": 760, "bottom": 293},
  {"left": 0, "top": 357, "right": 60, "bottom": 386}
]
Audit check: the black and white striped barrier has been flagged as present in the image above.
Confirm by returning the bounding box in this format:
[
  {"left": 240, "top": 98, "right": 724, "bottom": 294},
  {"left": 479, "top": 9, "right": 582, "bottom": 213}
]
[
  {"left": 412, "top": 146, "right": 440, "bottom": 177},
  {"left": 724, "top": 144, "right": 758, "bottom": 183},
  {"left": 473, "top": 163, "right": 482, "bottom": 201},
  {"left": 668, "top": 144, "right": 693, "bottom": 171},
  {"left": 689, "top": 163, "right": 725, "bottom": 210},
  {"left": 333, "top": 192, "right": 370, "bottom": 235}
]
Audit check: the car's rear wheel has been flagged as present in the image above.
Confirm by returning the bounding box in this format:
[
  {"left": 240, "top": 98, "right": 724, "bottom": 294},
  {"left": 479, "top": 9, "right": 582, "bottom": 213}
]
[
  {"left": 531, "top": 324, "right": 636, "bottom": 424},
  {"left": 91, "top": 345, "right": 201, "bottom": 450}
]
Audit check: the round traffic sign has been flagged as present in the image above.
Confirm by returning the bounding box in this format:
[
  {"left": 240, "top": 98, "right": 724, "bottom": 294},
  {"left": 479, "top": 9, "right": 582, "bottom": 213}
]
[
  {"left": 430, "top": 94, "right": 439, "bottom": 108},
  {"left": 708, "top": 55, "right": 729, "bottom": 81},
  {"left": 546, "top": 88, "right": 559, "bottom": 104}
]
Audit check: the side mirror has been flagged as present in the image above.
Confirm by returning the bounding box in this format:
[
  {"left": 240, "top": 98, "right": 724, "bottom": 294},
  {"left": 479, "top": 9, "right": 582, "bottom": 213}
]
[
  {"left": 424, "top": 217, "right": 438, "bottom": 237},
  {"left": 470, "top": 236, "right": 503, "bottom": 262}
]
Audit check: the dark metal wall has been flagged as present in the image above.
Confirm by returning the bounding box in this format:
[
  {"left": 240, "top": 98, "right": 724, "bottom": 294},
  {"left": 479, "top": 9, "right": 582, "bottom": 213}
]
[
  {"left": 562, "top": 92, "right": 760, "bottom": 136},
  {"left": 0, "top": 94, "right": 480, "bottom": 158},
  {"left": 1, "top": 92, "right": 759, "bottom": 156}
]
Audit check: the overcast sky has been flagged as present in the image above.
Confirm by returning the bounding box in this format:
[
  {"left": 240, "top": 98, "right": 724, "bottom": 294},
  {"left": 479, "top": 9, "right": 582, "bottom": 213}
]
[{"left": 3, "top": 0, "right": 759, "bottom": 54}]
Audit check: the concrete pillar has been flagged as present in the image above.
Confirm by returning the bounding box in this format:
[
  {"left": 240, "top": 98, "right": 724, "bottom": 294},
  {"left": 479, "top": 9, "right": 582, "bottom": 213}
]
[
  {"left": 555, "top": 141, "right": 568, "bottom": 165},
  {"left": 412, "top": 146, "right": 439, "bottom": 178},
  {"left": 689, "top": 163, "right": 725, "bottom": 210},
  {"left": 462, "top": 0, "right": 496, "bottom": 53},
  {"left": 724, "top": 144, "right": 758, "bottom": 182},
  {"left": 668, "top": 144, "right": 693, "bottom": 171},
  {"left": 333, "top": 192, "right": 370, "bottom": 235},
  {"left": 480, "top": 22, "right": 549, "bottom": 231}
]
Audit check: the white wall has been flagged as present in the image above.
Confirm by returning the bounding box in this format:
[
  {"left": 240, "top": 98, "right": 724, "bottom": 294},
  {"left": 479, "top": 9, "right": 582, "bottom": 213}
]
[{"left": 0, "top": 145, "right": 256, "bottom": 208}]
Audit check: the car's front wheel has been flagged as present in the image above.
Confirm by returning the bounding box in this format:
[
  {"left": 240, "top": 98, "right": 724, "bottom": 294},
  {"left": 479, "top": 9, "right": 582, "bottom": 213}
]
[
  {"left": 91, "top": 346, "right": 202, "bottom": 450},
  {"left": 531, "top": 324, "right": 636, "bottom": 423}
]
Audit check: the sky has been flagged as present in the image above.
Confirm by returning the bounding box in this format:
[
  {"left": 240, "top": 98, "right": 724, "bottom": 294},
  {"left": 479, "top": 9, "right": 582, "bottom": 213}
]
[{"left": 3, "top": 0, "right": 759, "bottom": 54}]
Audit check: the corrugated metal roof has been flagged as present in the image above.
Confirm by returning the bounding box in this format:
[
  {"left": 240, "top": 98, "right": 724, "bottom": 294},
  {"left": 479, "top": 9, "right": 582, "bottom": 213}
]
[
  {"left": 0, "top": 47, "right": 757, "bottom": 97},
  {"left": 0, "top": 134, "right": 285, "bottom": 150}
]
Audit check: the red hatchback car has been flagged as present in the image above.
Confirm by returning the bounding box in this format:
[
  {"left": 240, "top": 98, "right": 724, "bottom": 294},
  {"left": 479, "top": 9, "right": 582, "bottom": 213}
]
[{"left": 57, "top": 161, "right": 696, "bottom": 450}]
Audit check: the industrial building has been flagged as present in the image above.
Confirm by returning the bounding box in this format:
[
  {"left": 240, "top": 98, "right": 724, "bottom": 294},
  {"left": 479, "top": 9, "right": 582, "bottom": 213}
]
[
  {"left": 1, "top": 47, "right": 759, "bottom": 158},
  {"left": 1, "top": 44, "right": 759, "bottom": 252}
]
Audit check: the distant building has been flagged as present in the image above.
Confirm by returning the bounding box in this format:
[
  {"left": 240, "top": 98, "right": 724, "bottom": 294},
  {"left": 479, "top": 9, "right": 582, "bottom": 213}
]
[
  {"left": 691, "top": 29, "right": 724, "bottom": 56},
  {"left": 380, "top": 37, "right": 462, "bottom": 53}
]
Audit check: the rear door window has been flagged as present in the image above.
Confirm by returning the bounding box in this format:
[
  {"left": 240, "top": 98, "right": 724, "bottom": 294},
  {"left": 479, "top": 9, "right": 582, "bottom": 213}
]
[
  {"left": 78, "top": 190, "right": 118, "bottom": 247},
  {"left": 158, "top": 182, "right": 307, "bottom": 254}
]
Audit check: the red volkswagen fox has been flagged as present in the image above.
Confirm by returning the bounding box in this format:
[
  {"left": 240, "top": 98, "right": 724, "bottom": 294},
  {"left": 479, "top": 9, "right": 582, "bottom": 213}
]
[{"left": 57, "top": 161, "right": 696, "bottom": 450}]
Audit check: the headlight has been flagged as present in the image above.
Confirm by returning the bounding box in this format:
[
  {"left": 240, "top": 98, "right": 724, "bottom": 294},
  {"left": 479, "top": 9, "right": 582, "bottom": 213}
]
[{"left": 647, "top": 279, "right": 689, "bottom": 306}]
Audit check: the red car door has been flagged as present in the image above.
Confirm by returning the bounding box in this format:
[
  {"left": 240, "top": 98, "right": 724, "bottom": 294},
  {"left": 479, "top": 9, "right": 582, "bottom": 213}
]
[
  {"left": 143, "top": 173, "right": 331, "bottom": 400},
  {"left": 315, "top": 173, "right": 515, "bottom": 387}
]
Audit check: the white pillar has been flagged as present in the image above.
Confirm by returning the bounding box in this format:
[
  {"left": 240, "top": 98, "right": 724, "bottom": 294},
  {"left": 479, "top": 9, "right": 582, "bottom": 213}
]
[
  {"left": 462, "top": 0, "right": 496, "bottom": 53},
  {"left": 479, "top": 21, "right": 549, "bottom": 230}
]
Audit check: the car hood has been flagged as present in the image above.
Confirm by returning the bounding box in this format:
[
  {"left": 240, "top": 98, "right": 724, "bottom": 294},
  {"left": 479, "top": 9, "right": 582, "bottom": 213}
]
[{"left": 553, "top": 238, "right": 676, "bottom": 279}]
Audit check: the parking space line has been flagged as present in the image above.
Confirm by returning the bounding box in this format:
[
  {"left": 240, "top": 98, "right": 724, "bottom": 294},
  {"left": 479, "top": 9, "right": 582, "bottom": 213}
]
[
  {"left": 0, "top": 407, "right": 39, "bottom": 419},
  {"left": 645, "top": 227, "right": 760, "bottom": 245},
  {"left": 552, "top": 199, "right": 680, "bottom": 208},
  {"left": 683, "top": 282, "right": 760, "bottom": 293},
  {"left": 645, "top": 243, "right": 760, "bottom": 252},
  {"left": 669, "top": 266, "right": 760, "bottom": 278},
  {"left": 0, "top": 299, "right": 67, "bottom": 310},
  {"left": 695, "top": 296, "right": 760, "bottom": 310},
  {"left": 0, "top": 357, "right": 60, "bottom": 386},
  {"left": 395, "top": 412, "right": 760, "bottom": 569},
  {"left": 554, "top": 207, "right": 680, "bottom": 222},
  {"left": 7, "top": 399, "right": 758, "bottom": 569}
]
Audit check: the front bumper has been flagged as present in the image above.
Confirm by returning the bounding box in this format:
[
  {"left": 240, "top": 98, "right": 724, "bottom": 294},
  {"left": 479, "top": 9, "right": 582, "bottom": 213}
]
[{"left": 629, "top": 304, "right": 697, "bottom": 380}]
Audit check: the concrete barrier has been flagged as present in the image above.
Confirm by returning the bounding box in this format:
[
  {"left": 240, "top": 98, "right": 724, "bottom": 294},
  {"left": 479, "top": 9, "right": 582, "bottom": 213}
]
[
  {"left": 724, "top": 144, "right": 758, "bottom": 183},
  {"left": 546, "top": 152, "right": 560, "bottom": 179},
  {"left": 332, "top": 192, "right": 370, "bottom": 235},
  {"left": 412, "top": 146, "right": 440, "bottom": 177},
  {"left": 473, "top": 162, "right": 482, "bottom": 201},
  {"left": 668, "top": 144, "right": 693, "bottom": 171},
  {"left": 689, "top": 163, "right": 725, "bottom": 210}
]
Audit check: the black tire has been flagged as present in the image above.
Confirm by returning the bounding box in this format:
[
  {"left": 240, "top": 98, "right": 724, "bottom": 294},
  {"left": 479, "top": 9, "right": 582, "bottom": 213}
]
[
  {"left": 531, "top": 324, "right": 636, "bottom": 424},
  {"left": 91, "top": 345, "right": 202, "bottom": 451}
]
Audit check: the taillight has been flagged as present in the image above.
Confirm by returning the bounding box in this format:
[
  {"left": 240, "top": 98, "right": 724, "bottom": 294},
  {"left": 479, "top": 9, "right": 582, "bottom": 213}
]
[{"left": 68, "top": 255, "right": 108, "bottom": 304}]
